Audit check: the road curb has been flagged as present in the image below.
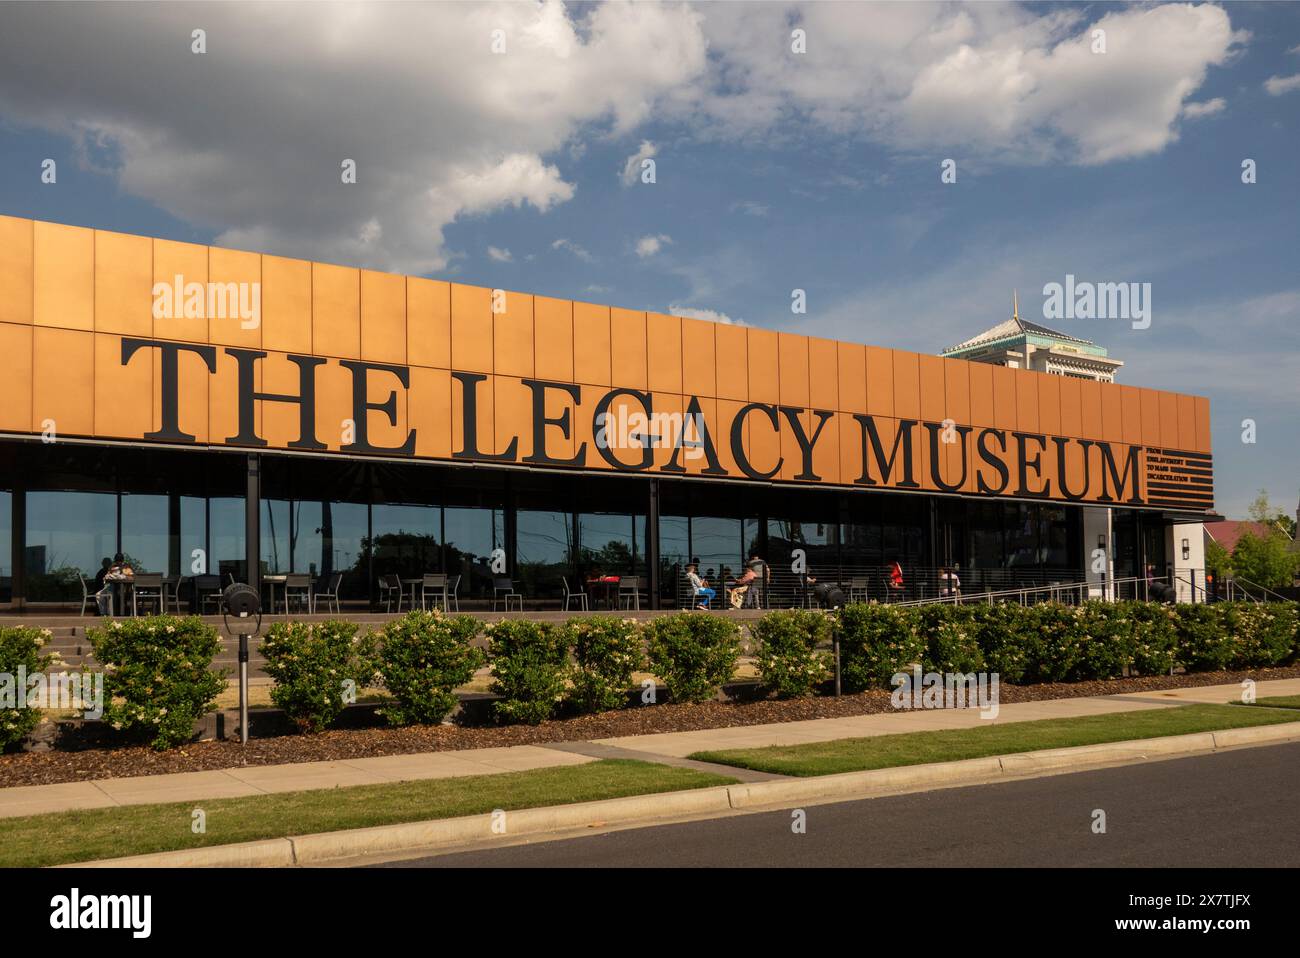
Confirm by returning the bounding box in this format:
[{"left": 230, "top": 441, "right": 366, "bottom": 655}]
[{"left": 60, "top": 719, "right": 1300, "bottom": 868}]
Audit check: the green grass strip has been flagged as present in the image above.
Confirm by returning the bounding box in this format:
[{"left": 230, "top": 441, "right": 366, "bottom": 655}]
[
  {"left": 0, "top": 759, "right": 734, "bottom": 868},
  {"left": 689, "top": 703, "right": 1300, "bottom": 777},
  {"left": 1236, "top": 694, "right": 1300, "bottom": 710}
]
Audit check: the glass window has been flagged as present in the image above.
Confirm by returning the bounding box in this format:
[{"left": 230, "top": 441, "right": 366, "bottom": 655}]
[
  {"left": 25, "top": 491, "right": 116, "bottom": 601},
  {"left": 1005, "top": 503, "right": 1041, "bottom": 579},
  {"left": 516, "top": 509, "right": 572, "bottom": 601},
  {"left": 371, "top": 503, "right": 440, "bottom": 582},
  {"left": 578, "top": 513, "right": 635, "bottom": 577},
  {"left": 691, "top": 516, "right": 740, "bottom": 586},
  {"left": 210, "top": 497, "right": 246, "bottom": 583},
  {"left": 293, "top": 500, "right": 369, "bottom": 599},
  {"left": 180, "top": 495, "right": 207, "bottom": 575},
  {"left": 659, "top": 515, "right": 690, "bottom": 606},
  {"left": 260, "top": 498, "right": 291, "bottom": 575},
  {"left": 120, "top": 493, "right": 169, "bottom": 574},
  {"left": 444, "top": 506, "right": 503, "bottom": 599},
  {"left": 0, "top": 490, "right": 11, "bottom": 602}
]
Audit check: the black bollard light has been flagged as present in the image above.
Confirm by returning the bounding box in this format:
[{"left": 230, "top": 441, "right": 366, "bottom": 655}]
[{"left": 221, "top": 583, "right": 262, "bottom": 745}]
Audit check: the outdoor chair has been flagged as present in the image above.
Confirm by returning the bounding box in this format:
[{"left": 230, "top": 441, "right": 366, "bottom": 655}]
[
  {"left": 847, "top": 577, "right": 869, "bottom": 603},
  {"left": 193, "top": 575, "right": 224, "bottom": 614},
  {"left": 284, "top": 573, "right": 312, "bottom": 614},
  {"left": 561, "top": 576, "right": 588, "bottom": 611},
  {"left": 314, "top": 572, "right": 343, "bottom": 614},
  {"left": 492, "top": 577, "right": 522, "bottom": 612},
  {"left": 618, "top": 575, "right": 642, "bottom": 611},
  {"left": 131, "top": 573, "right": 164, "bottom": 616},
  {"left": 421, "top": 573, "right": 449, "bottom": 611},
  {"left": 77, "top": 573, "right": 94, "bottom": 617},
  {"left": 447, "top": 574, "right": 461, "bottom": 611},
  {"left": 161, "top": 574, "right": 184, "bottom": 613},
  {"left": 378, "top": 573, "right": 403, "bottom": 613}
]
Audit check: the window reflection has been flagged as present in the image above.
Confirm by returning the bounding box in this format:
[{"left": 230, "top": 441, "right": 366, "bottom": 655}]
[
  {"left": 578, "top": 513, "right": 635, "bottom": 577},
  {"left": 260, "top": 498, "right": 291, "bottom": 575},
  {"left": 121, "top": 494, "right": 169, "bottom": 575},
  {"left": 516, "top": 510, "right": 572, "bottom": 600},
  {"left": 25, "top": 491, "right": 116, "bottom": 601},
  {"left": 0, "top": 490, "right": 10, "bottom": 601},
  {"left": 444, "top": 506, "right": 504, "bottom": 599},
  {"left": 371, "top": 503, "right": 440, "bottom": 582},
  {"left": 294, "top": 500, "right": 368, "bottom": 598}
]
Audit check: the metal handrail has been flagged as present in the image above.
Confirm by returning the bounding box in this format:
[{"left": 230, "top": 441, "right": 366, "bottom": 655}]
[
  {"left": 888, "top": 574, "right": 1165, "bottom": 608},
  {"left": 1227, "top": 575, "right": 1290, "bottom": 603}
]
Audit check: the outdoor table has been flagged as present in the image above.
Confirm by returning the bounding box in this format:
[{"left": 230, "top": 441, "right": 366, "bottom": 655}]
[
  {"left": 401, "top": 578, "right": 423, "bottom": 610},
  {"left": 103, "top": 575, "right": 133, "bottom": 616},
  {"left": 586, "top": 576, "right": 620, "bottom": 610},
  {"left": 263, "top": 574, "right": 288, "bottom": 613}
]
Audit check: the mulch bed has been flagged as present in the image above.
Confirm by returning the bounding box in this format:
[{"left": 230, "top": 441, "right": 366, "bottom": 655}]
[{"left": 3, "top": 664, "right": 1299, "bottom": 789}]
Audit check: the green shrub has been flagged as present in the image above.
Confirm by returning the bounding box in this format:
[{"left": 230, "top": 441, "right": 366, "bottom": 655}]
[
  {"left": 925, "top": 613, "right": 982, "bottom": 670},
  {"left": 752, "top": 610, "right": 833, "bottom": 698},
  {"left": 260, "top": 620, "right": 378, "bottom": 734},
  {"left": 968, "top": 605, "right": 1035, "bottom": 684},
  {"left": 1068, "top": 602, "right": 1134, "bottom": 680},
  {"left": 1126, "top": 601, "right": 1179, "bottom": 676},
  {"left": 835, "top": 604, "right": 925, "bottom": 692},
  {"left": 1025, "top": 604, "right": 1091, "bottom": 682},
  {"left": 560, "top": 616, "right": 645, "bottom": 714},
  {"left": 375, "top": 611, "right": 483, "bottom": 726},
  {"left": 88, "top": 616, "right": 225, "bottom": 750},
  {"left": 644, "top": 612, "right": 742, "bottom": 704},
  {"left": 0, "top": 627, "right": 55, "bottom": 750},
  {"left": 1173, "top": 604, "right": 1234, "bottom": 672},
  {"left": 1224, "top": 602, "right": 1298, "bottom": 668},
  {"left": 486, "top": 619, "right": 567, "bottom": 725}
]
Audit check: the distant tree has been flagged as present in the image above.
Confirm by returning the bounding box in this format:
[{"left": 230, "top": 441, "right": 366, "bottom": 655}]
[
  {"left": 1231, "top": 529, "right": 1300, "bottom": 590},
  {"left": 1247, "top": 490, "right": 1296, "bottom": 539},
  {"left": 1204, "top": 538, "right": 1233, "bottom": 580}
]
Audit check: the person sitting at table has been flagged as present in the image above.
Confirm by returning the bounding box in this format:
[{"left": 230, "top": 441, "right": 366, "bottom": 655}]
[
  {"left": 887, "top": 560, "right": 905, "bottom": 600},
  {"left": 731, "top": 556, "right": 769, "bottom": 608},
  {"left": 939, "top": 566, "right": 961, "bottom": 598},
  {"left": 686, "top": 559, "right": 715, "bottom": 609},
  {"left": 95, "top": 553, "right": 134, "bottom": 616}
]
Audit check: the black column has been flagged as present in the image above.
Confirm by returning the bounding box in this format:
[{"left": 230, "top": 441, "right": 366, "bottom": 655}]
[
  {"left": 245, "top": 453, "right": 260, "bottom": 593},
  {"left": 647, "top": 477, "right": 661, "bottom": 609},
  {"left": 11, "top": 475, "right": 25, "bottom": 606}
]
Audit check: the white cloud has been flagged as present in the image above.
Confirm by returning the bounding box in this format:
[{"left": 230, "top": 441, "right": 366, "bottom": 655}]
[
  {"left": 669, "top": 304, "right": 745, "bottom": 325},
  {"left": 0, "top": 1, "right": 1250, "bottom": 275},
  {"left": 620, "top": 139, "right": 658, "bottom": 186},
  {"left": 0, "top": 1, "right": 707, "bottom": 273},
  {"left": 635, "top": 234, "right": 672, "bottom": 258},
  {"left": 692, "top": 2, "right": 1245, "bottom": 165},
  {"left": 1264, "top": 73, "right": 1300, "bottom": 96},
  {"left": 551, "top": 238, "right": 594, "bottom": 262},
  {"left": 730, "top": 200, "right": 769, "bottom": 217},
  {"left": 487, "top": 246, "right": 513, "bottom": 262},
  {"left": 1182, "top": 98, "right": 1225, "bottom": 119}
]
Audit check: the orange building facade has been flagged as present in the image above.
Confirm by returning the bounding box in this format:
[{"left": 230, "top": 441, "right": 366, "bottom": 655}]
[{"left": 0, "top": 216, "right": 1215, "bottom": 609}]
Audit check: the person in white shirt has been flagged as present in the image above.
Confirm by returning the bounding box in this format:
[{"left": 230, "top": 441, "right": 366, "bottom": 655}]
[{"left": 686, "top": 559, "right": 716, "bottom": 609}]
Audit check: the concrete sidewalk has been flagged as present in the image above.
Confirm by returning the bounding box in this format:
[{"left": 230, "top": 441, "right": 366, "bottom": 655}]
[{"left": 4, "top": 677, "right": 1295, "bottom": 821}]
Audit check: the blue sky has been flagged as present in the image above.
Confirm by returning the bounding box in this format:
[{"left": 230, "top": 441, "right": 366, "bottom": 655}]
[{"left": 0, "top": 1, "right": 1296, "bottom": 518}]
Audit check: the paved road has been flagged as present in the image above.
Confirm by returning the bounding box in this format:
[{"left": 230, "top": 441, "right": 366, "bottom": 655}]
[{"left": 376, "top": 742, "right": 1300, "bottom": 868}]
